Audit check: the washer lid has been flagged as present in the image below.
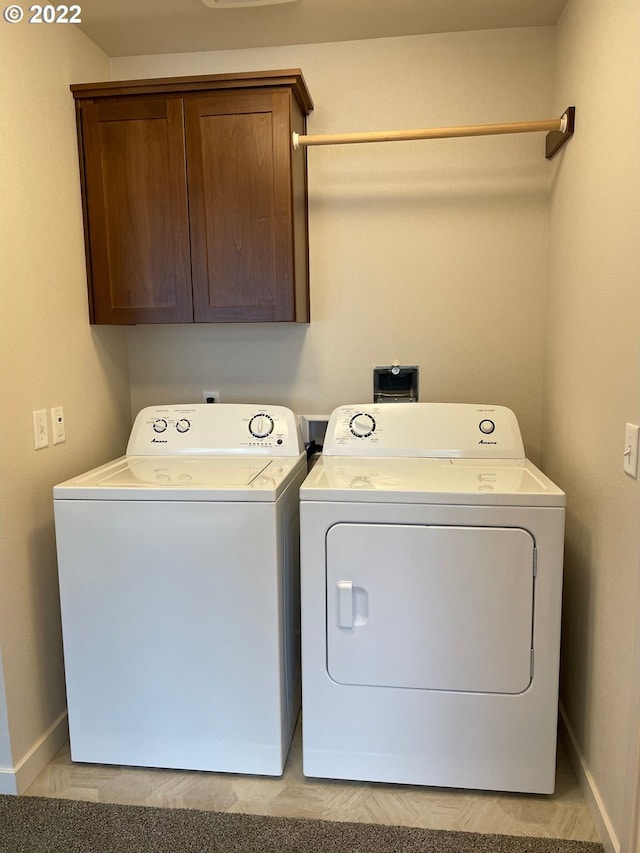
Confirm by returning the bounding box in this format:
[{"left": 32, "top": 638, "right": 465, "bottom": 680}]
[
  {"left": 300, "top": 457, "right": 565, "bottom": 507},
  {"left": 54, "top": 454, "right": 305, "bottom": 501}
]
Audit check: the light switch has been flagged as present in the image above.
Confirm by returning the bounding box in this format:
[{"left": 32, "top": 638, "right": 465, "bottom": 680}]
[
  {"left": 624, "top": 423, "right": 639, "bottom": 478},
  {"left": 32, "top": 410, "right": 48, "bottom": 450},
  {"left": 51, "top": 406, "right": 65, "bottom": 445}
]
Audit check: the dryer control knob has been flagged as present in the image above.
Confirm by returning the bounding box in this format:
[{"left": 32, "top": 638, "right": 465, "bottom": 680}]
[
  {"left": 479, "top": 419, "right": 496, "bottom": 435},
  {"left": 249, "top": 414, "right": 274, "bottom": 438},
  {"left": 349, "top": 413, "right": 376, "bottom": 438}
]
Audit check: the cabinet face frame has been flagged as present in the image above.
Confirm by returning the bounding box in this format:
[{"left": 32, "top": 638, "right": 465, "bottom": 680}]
[{"left": 71, "top": 70, "right": 313, "bottom": 325}]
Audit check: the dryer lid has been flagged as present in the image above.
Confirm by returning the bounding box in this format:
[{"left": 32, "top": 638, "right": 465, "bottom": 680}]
[{"left": 300, "top": 457, "right": 565, "bottom": 507}]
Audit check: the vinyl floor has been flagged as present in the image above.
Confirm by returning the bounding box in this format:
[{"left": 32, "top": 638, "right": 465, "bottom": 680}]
[{"left": 25, "top": 719, "right": 599, "bottom": 843}]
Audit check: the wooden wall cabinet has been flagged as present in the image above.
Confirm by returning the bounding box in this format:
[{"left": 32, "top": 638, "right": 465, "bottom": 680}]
[{"left": 71, "top": 70, "right": 313, "bottom": 324}]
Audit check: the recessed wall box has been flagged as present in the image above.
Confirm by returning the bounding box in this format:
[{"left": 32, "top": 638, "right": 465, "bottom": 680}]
[
  {"left": 300, "top": 415, "right": 329, "bottom": 447},
  {"left": 373, "top": 366, "right": 419, "bottom": 403}
]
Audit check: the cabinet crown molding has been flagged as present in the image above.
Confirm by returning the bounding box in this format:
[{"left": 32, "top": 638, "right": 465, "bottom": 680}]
[{"left": 70, "top": 69, "right": 314, "bottom": 115}]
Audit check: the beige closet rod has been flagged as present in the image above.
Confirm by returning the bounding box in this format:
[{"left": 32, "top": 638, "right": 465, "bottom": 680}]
[{"left": 292, "top": 107, "right": 575, "bottom": 159}]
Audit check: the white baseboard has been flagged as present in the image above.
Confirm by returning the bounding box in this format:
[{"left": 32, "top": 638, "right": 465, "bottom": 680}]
[
  {"left": 0, "top": 768, "right": 18, "bottom": 795},
  {"left": 0, "top": 711, "right": 68, "bottom": 796},
  {"left": 559, "top": 703, "right": 619, "bottom": 853}
]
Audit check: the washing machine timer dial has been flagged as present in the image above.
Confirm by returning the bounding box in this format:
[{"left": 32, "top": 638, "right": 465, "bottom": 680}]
[
  {"left": 349, "top": 413, "right": 376, "bottom": 438},
  {"left": 176, "top": 418, "right": 191, "bottom": 433},
  {"left": 249, "top": 414, "right": 274, "bottom": 439},
  {"left": 479, "top": 419, "right": 496, "bottom": 435},
  {"left": 152, "top": 418, "right": 168, "bottom": 433}
]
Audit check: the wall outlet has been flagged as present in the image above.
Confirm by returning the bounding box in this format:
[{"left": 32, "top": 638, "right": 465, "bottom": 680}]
[
  {"left": 32, "top": 409, "right": 48, "bottom": 449},
  {"left": 202, "top": 390, "right": 221, "bottom": 404}
]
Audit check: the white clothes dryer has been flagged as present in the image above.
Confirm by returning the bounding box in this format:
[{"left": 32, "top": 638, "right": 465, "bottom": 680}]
[
  {"left": 54, "top": 403, "right": 306, "bottom": 776},
  {"left": 300, "top": 403, "right": 565, "bottom": 794}
]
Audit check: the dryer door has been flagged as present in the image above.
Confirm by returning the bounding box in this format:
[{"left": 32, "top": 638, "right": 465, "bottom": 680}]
[{"left": 326, "top": 523, "right": 535, "bottom": 694}]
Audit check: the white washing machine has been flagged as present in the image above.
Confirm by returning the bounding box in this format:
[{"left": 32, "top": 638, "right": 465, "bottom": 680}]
[
  {"left": 300, "top": 403, "right": 565, "bottom": 794},
  {"left": 54, "top": 403, "right": 306, "bottom": 776}
]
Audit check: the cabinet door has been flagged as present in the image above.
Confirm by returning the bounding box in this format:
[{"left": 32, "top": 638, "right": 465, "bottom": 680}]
[
  {"left": 80, "top": 97, "right": 193, "bottom": 323},
  {"left": 185, "top": 90, "right": 300, "bottom": 322}
]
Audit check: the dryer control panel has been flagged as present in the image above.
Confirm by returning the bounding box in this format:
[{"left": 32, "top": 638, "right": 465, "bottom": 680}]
[
  {"left": 324, "top": 403, "right": 525, "bottom": 459},
  {"left": 127, "top": 404, "right": 303, "bottom": 456}
]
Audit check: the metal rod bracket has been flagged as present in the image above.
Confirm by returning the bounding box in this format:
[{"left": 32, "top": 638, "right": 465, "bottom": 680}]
[{"left": 545, "top": 106, "right": 576, "bottom": 159}]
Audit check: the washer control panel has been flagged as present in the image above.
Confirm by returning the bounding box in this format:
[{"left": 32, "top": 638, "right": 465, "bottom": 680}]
[
  {"left": 127, "top": 404, "right": 303, "bottom": 456},
  {"left": 324, "top": 403, "right": 525, "bottom": 459}
]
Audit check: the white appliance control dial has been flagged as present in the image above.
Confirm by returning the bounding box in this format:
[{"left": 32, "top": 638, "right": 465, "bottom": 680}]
[
  {"left": 249, "top": 414, "right": 274, "bottom": 439},
  {"left": 479, "top": 419, "right": 496, "bottom": 435},
  {"left": 153, "top": 419, "right": 168, "bottom": 433},
  {"left": 350, "top": 413, "right": 376, "bottom": 438},
  {"left": 176, "top": 418, "right": 191, "bottom": 433}
]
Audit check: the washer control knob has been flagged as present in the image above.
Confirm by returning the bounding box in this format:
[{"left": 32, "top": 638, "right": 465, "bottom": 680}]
[
  {"left": 349, "top": 413, "right": 376, "bottom": 438},
  {"left": 249, "top": 414, "right": 274, "bottom": 439},
  {"left": 152, "top": 418, "right": 168, "bottom": 433},
  {"left": 176, "top": 418, "right": 191, "bottom": 433},
  {"left": 479, "top": 419, "right": 496, "bottom": 435}
]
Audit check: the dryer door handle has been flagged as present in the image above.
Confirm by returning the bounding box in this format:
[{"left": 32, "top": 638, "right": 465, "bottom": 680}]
[{"left": 337, "top": 581, "right": 353, "bottom": 628}]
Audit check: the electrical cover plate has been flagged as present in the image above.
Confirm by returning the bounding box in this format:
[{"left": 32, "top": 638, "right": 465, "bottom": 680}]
[{"left": 624, "top": 423, "right": 639, "bottom": 478}]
